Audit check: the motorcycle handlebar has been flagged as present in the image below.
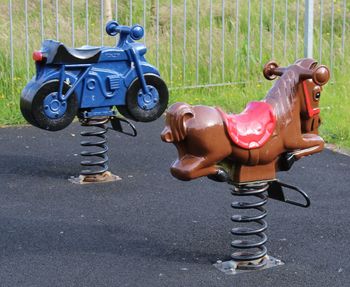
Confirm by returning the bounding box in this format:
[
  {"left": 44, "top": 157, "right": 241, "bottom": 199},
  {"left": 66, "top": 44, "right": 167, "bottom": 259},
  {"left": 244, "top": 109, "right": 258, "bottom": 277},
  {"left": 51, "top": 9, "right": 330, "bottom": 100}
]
[{"left": 106, "top": 21, "right": 144, "bottom": 41}]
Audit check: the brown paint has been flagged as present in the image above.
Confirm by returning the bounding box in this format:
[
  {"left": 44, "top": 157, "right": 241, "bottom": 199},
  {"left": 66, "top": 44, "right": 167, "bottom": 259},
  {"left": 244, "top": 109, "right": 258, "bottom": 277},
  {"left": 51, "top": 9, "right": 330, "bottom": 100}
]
[{"left": 161, "top": 59, "right": 330, "bottom": 184}]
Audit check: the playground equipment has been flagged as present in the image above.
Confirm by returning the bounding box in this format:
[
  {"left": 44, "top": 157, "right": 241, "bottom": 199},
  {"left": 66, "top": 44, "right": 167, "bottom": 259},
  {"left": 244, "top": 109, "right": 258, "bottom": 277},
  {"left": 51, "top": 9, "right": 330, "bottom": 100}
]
[
  {"left": 161, "top": 58, "right": 330, "bottom": 274},
  {"left": 20, "top": 20, "right": 168, "bottom": 183}
]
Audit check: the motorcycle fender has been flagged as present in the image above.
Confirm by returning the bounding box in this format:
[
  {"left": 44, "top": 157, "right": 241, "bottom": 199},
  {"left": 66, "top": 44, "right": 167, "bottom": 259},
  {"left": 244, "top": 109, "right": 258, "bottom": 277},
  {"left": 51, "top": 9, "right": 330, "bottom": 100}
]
[
  {"left": 21, "top": 78, "right": 43, "bottom": 109},
  {"left": 32, "top": 69, "right": 81, "bottom": 104},
  {"left": 123, "top": 63, "right": 160, "bottom": 89},
  {"left": 20, "top": 79, "right": 64, "bottom": 127}
]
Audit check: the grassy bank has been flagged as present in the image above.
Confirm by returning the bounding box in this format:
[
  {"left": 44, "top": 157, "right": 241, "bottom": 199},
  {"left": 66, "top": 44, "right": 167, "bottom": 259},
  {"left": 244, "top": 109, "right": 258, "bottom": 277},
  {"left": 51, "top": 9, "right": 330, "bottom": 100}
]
[{"left": 0, "top": 0, "right": 349, "bottom": 148}]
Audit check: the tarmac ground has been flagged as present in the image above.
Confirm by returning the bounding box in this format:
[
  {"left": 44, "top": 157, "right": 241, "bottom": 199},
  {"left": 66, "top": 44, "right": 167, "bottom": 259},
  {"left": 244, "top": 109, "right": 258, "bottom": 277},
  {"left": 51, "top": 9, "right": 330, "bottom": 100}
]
[{"left": 0, "top": 119, "right": 349, "bottom": 287}]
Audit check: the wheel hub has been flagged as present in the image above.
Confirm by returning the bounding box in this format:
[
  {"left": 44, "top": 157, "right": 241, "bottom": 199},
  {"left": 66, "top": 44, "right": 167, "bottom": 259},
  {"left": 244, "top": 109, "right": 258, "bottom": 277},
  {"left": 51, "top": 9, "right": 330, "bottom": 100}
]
[
  {"left": 43, "top": 92, "right": 67, "bottom": 119},
  {"left": 137, "top": 86, "right": 159, "bottom": 110}
]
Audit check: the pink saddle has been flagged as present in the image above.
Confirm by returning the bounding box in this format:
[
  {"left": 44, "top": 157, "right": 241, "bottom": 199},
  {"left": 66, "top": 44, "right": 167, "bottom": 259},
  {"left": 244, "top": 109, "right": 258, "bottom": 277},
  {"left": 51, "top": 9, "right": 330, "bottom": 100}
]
[{"left": 217, "top": 101, "right": 276, "bottom": 149}]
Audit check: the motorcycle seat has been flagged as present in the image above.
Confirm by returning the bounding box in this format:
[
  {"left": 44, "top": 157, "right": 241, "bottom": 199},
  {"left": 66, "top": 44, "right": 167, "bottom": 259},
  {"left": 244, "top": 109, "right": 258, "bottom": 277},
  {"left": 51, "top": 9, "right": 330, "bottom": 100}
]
[
  {"left": 54, "top": 44, "right": 102, "bottom": 64},
  {"left": 43, "top": 40, "right": 101, "bottom": 64},
  {"left": 217, "top": 101, "right": 276, "bottom": 149}
]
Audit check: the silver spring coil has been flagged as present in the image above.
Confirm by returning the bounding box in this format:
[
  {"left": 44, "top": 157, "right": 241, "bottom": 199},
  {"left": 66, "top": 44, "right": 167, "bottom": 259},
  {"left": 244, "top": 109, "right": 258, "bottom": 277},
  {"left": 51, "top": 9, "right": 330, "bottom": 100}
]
[
  {"left": 231, "top": 182, "right": 269, "bottom": 270},
  {"left": 80, "top": 117, "right": 109, "bottom": 177}
]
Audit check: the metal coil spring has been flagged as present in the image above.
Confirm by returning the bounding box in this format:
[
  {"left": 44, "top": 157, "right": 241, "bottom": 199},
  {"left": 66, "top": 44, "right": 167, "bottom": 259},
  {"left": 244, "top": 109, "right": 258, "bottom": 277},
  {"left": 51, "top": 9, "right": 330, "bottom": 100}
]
[
  {"left": 231, "top": 182, "right": 269, "bottom": 269},
  {"left": 80, "top": 117, "right": 109, "bottom": 177}
]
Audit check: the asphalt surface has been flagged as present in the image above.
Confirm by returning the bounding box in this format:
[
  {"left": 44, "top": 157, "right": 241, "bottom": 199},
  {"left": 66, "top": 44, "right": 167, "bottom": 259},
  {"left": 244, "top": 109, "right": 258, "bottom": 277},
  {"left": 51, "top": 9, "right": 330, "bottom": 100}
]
[{"left": 0, "top": 119, "right": 349, "bottom": 287}]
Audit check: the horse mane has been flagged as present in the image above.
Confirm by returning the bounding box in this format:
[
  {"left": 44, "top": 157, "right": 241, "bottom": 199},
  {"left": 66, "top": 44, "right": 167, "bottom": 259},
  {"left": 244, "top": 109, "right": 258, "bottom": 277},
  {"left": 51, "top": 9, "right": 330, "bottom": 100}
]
[
  {"left": 263, "top": 58, "right": 317, "bottom": 128},
  {"left": 263, "top": 69, "right": 298, "bottom": 128}
]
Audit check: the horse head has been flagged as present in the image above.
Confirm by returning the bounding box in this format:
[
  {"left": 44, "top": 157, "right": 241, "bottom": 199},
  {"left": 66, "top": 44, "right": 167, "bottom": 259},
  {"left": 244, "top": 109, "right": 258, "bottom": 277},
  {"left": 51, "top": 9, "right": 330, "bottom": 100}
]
[{"left": 263, "top": 58, "right": 330, "bottom": 134}]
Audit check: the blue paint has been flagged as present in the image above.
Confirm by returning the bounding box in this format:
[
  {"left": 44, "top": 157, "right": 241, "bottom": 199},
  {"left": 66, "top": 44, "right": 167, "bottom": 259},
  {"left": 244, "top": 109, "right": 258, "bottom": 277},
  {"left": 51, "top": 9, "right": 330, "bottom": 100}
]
[
  {"left": 22, "top": 20, "right": 167, "bottom": 122},
  {"left": 43, "top": 92, "right": 67, "bottom": 119},
  {"left": 82, "top": 107, "right": 116, "bottom": 119},
  {"left": 137, "top": 85, "right": 159, "bottom": 110}
]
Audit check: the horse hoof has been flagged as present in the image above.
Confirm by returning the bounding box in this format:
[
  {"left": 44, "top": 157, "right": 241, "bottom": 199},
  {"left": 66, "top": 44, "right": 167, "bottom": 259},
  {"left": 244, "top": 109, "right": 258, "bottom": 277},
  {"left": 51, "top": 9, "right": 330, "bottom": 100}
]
[
  {"left": 207, "top": 168, "right": 230, "bottom": 183},
  {"left": 279, "top": 152, "right": 296, "bottom": 171}
]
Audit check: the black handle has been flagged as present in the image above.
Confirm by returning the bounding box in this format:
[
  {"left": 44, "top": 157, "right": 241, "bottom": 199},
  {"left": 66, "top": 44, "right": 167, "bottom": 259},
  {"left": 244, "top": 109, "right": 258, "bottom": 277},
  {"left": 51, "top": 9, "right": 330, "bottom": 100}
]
[
  {"left": 109, "top": 116, "right": 137, "bottom": 137},
  {"left": 267, "top": 180, "right": 310, "bottom": 208}
]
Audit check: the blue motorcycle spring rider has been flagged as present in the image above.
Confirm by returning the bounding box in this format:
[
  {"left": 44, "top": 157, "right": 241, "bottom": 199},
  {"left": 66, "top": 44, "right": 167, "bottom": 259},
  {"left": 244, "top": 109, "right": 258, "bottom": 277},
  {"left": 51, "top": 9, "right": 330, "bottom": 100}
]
[{"left": 20, "top": 21, "right": 169, "bottom": 131}]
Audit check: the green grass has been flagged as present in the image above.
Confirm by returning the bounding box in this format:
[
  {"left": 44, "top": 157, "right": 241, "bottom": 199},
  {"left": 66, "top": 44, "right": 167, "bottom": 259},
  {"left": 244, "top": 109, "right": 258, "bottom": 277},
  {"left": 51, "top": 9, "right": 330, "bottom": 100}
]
[{"left": 0, "top": 0, "right": 350, "bottom": 148}]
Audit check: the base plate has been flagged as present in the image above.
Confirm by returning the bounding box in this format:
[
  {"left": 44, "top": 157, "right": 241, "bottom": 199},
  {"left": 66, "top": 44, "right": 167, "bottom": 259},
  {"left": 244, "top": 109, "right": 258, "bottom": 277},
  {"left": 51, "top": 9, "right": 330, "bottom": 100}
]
[
  {"left": 213, "top": 256, "right": 284, "bottom": 275},
  {"left": 68, "top": 171, "right": 121, "bottom": 184}
]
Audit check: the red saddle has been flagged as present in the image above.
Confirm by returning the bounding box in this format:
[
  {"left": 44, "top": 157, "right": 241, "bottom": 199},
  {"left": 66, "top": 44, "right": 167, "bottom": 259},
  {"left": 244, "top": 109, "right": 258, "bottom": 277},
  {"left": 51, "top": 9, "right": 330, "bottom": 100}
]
[{"left": 217, "top": 101, "right": 276, "bottom": 149}]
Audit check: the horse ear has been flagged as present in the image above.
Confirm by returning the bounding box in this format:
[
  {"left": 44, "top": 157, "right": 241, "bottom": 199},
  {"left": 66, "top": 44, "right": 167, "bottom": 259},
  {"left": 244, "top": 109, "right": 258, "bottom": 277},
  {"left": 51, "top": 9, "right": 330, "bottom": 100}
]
[
  {"left": 312, "top": 65, "right": 330, "bottom": 86},
  {"left": 309, "top": 61, "right": 318, "bottom": 70}
]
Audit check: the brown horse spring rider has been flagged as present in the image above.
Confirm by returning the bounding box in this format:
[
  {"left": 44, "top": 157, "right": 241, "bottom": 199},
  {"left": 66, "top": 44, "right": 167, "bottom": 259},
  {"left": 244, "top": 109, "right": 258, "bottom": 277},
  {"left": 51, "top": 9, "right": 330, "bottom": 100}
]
[{"left": 161, "top": 59, "right": 330, "bottom": 183}]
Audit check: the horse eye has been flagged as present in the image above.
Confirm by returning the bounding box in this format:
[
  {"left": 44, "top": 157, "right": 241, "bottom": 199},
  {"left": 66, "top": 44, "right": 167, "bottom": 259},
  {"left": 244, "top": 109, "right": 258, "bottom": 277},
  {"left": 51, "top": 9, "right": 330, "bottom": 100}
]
[{"left": 314, "top": 92, "right": 321, "bottom": 101}]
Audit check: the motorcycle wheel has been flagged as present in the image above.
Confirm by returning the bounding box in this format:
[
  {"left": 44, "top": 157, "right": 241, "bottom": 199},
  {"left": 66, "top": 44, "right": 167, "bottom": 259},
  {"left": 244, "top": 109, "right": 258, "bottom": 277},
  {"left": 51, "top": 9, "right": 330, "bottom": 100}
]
[
  {"left": 21, "top": 80, "right": 78, "bottom": 131},
  {"left": 117, "top": 74, "right": 169, "bottom": 122}
]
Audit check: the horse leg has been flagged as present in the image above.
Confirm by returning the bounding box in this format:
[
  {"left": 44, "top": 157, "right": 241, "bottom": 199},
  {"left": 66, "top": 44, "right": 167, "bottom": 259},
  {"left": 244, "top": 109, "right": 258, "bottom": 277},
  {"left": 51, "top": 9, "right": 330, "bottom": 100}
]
[
  {"left": 170, "top": 154, "right": 220, "bottom": 181},
  {"left": 280, "top": 133, "right": 324, "bottom": 171},
  {"left": 278, "top": 128, "right": 324, "bottom": 171},
  {"left": 284, "top": 127, "right": 324, "bottom": 152},
  {"left": 291, "top": 133, "right": 325, "bottom": 159}
]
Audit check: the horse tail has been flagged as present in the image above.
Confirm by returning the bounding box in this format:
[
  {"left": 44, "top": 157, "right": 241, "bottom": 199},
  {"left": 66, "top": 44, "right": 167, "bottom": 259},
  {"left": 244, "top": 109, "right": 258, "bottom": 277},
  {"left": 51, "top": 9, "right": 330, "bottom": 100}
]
[{"left": 164, "top": 102, "right": 194, "bottom": 142}]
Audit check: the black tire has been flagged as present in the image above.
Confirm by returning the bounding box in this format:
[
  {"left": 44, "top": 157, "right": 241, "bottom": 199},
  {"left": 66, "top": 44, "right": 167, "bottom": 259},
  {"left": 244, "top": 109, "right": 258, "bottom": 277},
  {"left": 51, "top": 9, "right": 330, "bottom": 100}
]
[
  {"left": 20, "top": 81, "right": 42, "bottom": 128},
  {"left": 23, "top": 81, "right": 78, "bottom": 131},
  {"left": 117, "top": 74, "right": 169, "bottom": 122}
]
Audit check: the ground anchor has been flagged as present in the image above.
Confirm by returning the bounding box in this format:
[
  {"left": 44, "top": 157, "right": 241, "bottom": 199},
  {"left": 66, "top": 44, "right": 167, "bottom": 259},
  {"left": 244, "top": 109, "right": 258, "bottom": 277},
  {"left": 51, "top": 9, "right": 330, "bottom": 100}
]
[{"left": 213, "top": 255, "right": 284, "bottom": 275}]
